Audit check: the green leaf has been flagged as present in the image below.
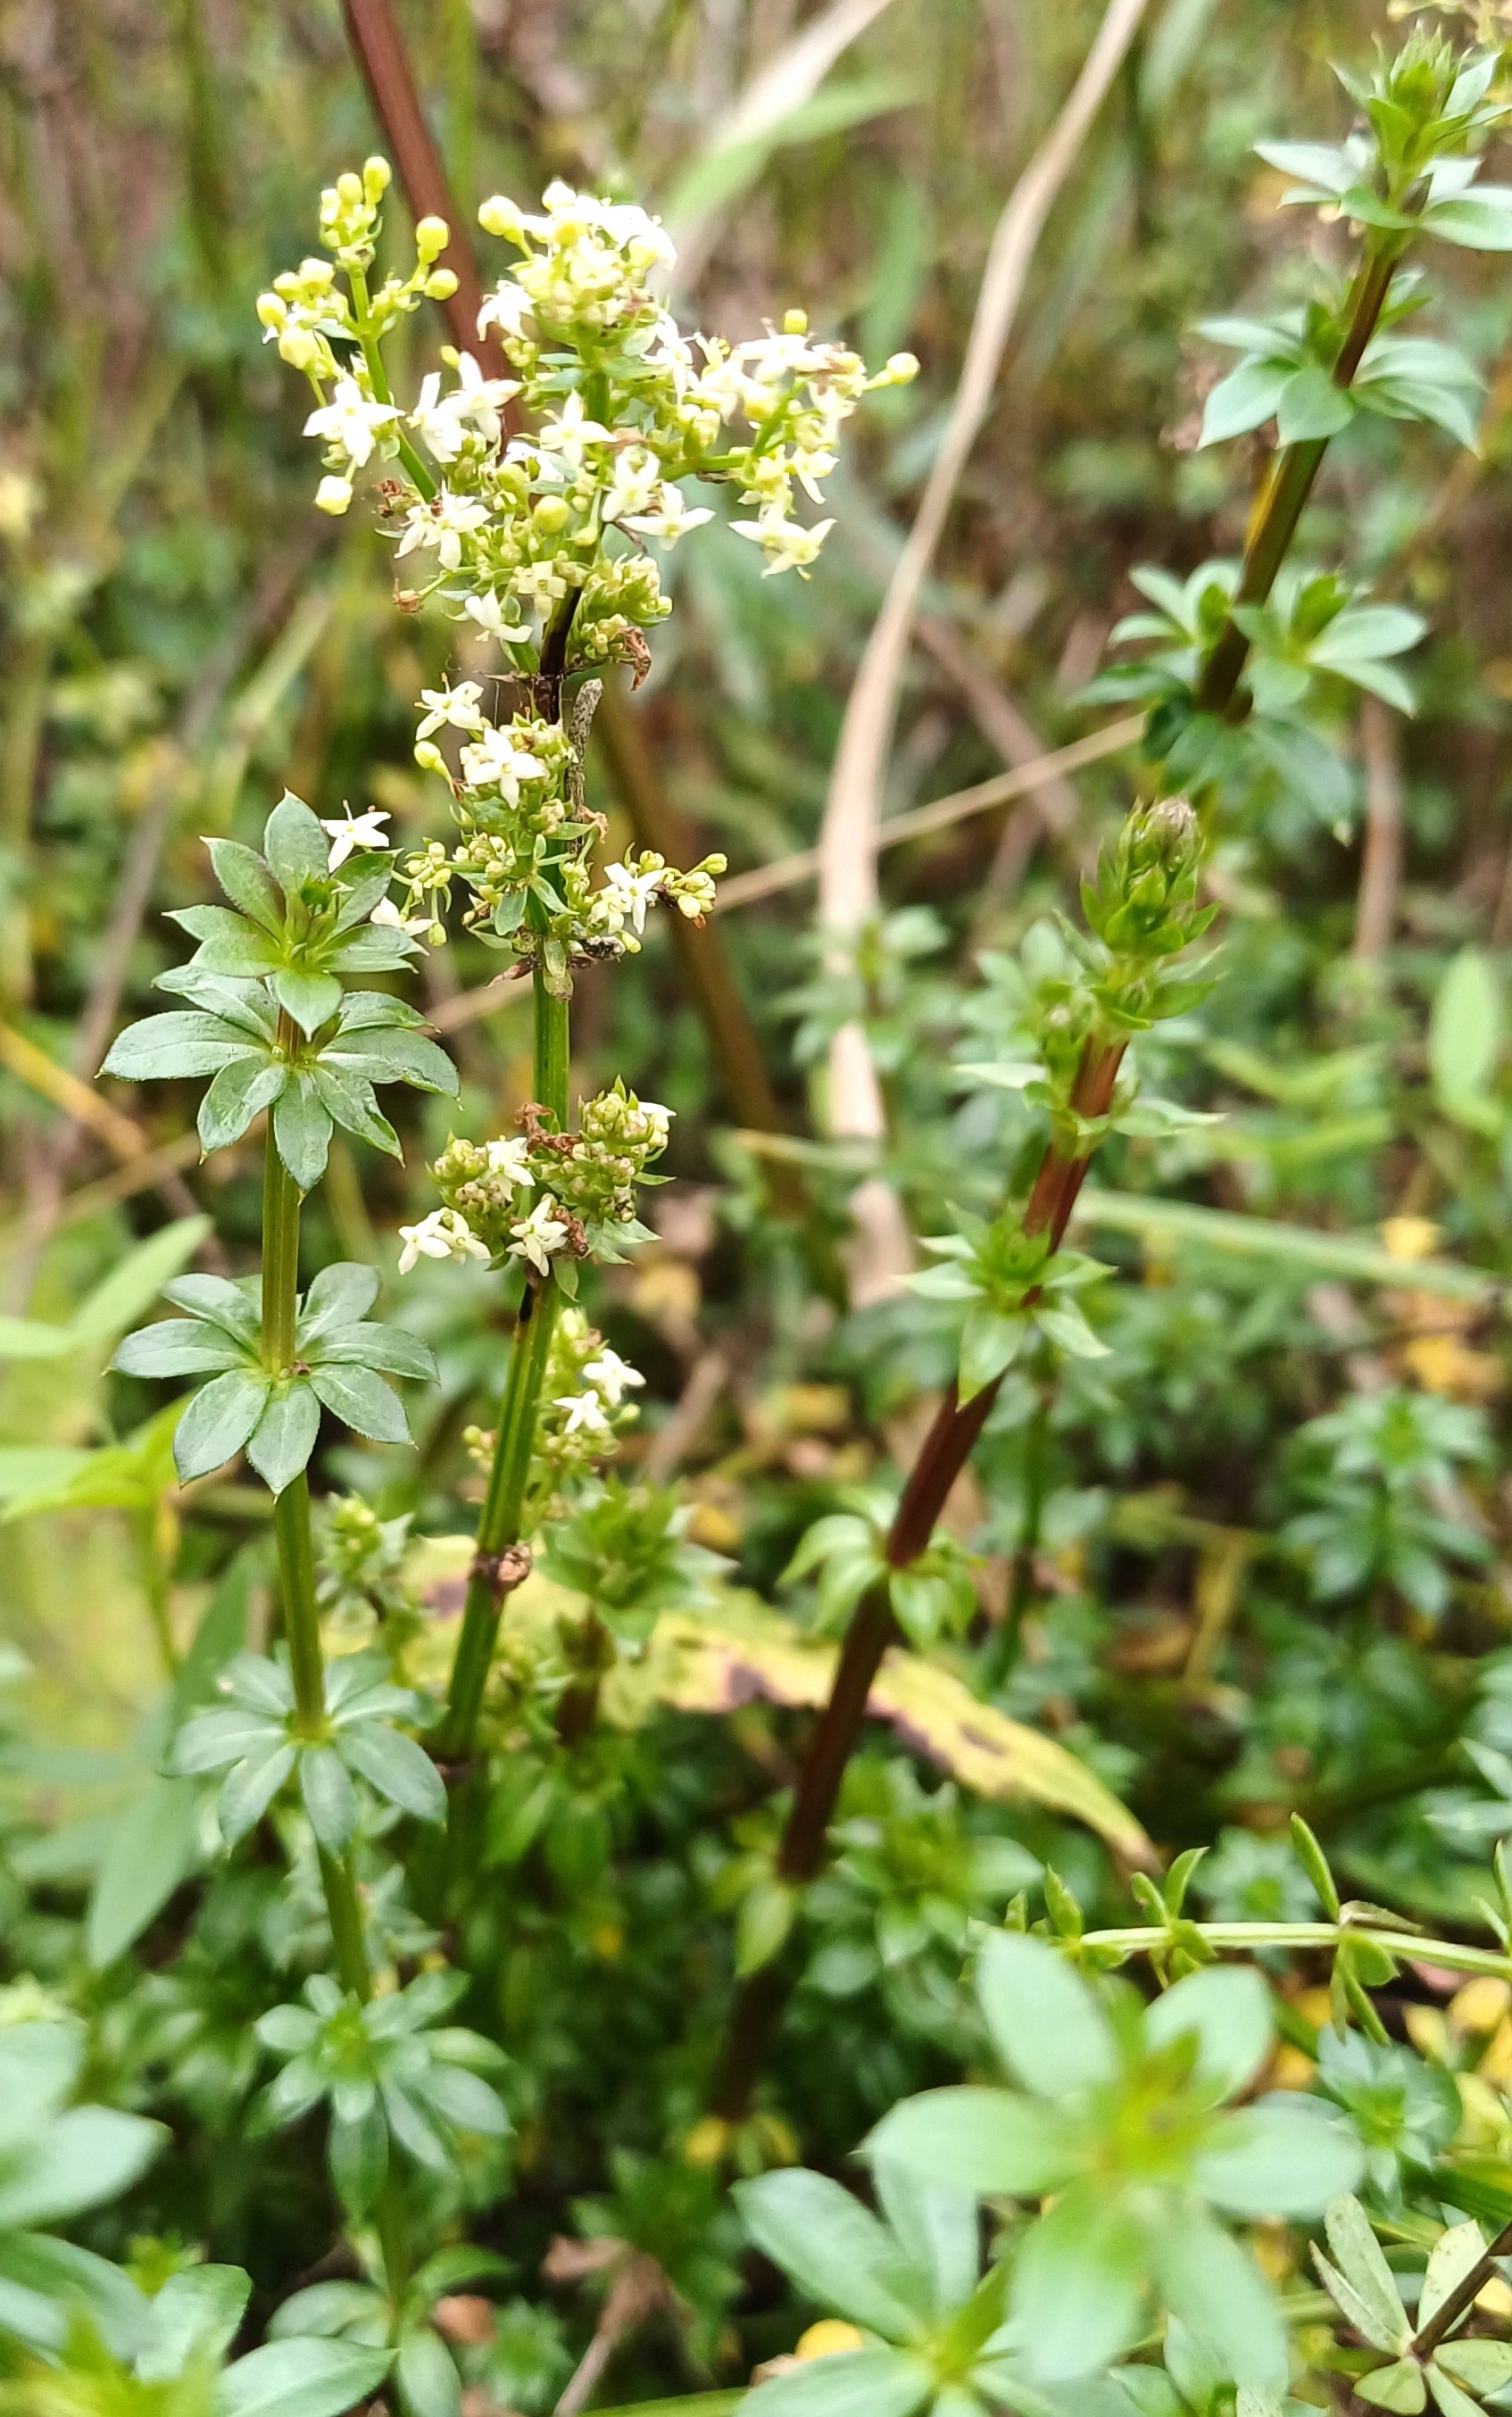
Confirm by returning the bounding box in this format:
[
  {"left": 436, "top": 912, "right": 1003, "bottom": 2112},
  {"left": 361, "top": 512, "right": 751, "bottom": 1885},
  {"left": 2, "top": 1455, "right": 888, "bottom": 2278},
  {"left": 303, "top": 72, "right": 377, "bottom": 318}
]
[
  {"left": 300, "top": 1263, "right": 380, "bottom": 1333},
  {"left": 395, "top": 2330, "right": 460, "bottom": 2417},
  {"left": 743, "top": 2352, "right": 933, "bottom": 2417},
  {"left": 866, "top": 2087, "right": 1078, "bottom": 2198},
  {"left": 1430, "top": 947, "right": 1501, "bottom": 1108},
  {"left": 734, "top": 2169, "right": 927, "bottom": 2342},
  {"left": 306, "top": 1322, "right": 437, "bottom": 1382},
  {"left": 113, "top": 1321, "right": 248, "bottom": 1379},
  {"left": 75, "top": 1217, "right": 213, "bottom": 1348},
  {"left": 103, "top": 1011, "right": 257, "bottom": 1082},
  {"left": 307, "top": 1363, "right": 411, "bottom": 1446},
  {"left": 300, "top": 1745, "right": 359, "bottom": 1854},
  {"left": 263, "top": 793, "right": 332, "bottom": 896},
  {"left": 85, "top": 1774, "right": 203, "bottom": 1968},
  {"left": 960, "top": 1308, "right": 1026, "bottom": 1399},
  {"left": 336, "top": 1723, "right": 445, "bottom": 1825},
  {"left": 275, "top": 1076, "right": 336, "bottom": 1192},
  {"left": 1423, "top": 188, "right": 1512, "bottom": 249},
  {"left": 174, "top": 1370, "right": 273, "bottom": 1483},
  {"left": 1355, "top": 2362, "right": 1425, "bottom": 2413},
  {"left": 1034, "top": 1302, "right": 1109, "bottom": 1360},
  {"left": 328, "top": 2111, "right": 389, "bottom": 2222},
  {"left": 0, "top": 2104, "right": 166, "bottom": 2228},
  {"left": 172, "top": 905, "right": 282, "bottom": 976},
  {"left": 976, "top": 1931, "right": 1116, "bottom": 2097},
  {"left": 1315, "top": 2197, "right": 1409, "bottom": 2353},
  {"left": 164, "top": 1273, "right": 263, "bottom": 1344},
  {"left": 322, "top": 1029, "right": 459, "bottom": 1094},
  {"left": 1011, "top": 2185, "right": 1148, "bottom": 2380},
  {"left": 1152, "top": 2210, "right": 1285, "bottom": 2391},
  {"left": 246, "top": 1382, "right": 321, "bottom": 1495},
  {"left": 0, "top": 2234, "right": 146, "bottom": 2359},
  {"left": 1436, "top": 2340, "right": 1512, "bottom": 2392},
  {"left": 274, "top": 968, "right": 344, "bottom": 1037},
  {"left": 1200, "top": 361, "right": 1292, "bottom": 446},
  {"left": 219, "top": 1741, "right": 297, "bottom": 1843},
  {"left": 311, "top": 1064, "right": 403, "bottom": 1159},
  {"left": 138, "top": 2266, "right": 255, "bottom": 2382},
  {"left": 735, "top": 1876, "right": 796, "bottom": 1975},
  {"left": 206, "top": 839, "right": 284, "bottom": 934},
  {"left": 1425, "top": 2371, "right": 1483, "bottom": 2417},
  {"left": 218, "top": 2338, "right": 394, "bottom": 2417},
  {"left": 1142, "top": 1964, "right": 1271, "bottom": 2097},
  {"left": 1418, "top": 2220, "right": 1485, "bottom": 2332},
  {"left": 872, "top": 2164, "right": 979, "bottom": 2319},
  {"left": 1195, "top": 2101, "right": 1363, "bottom": 2216},
  {"left": 199, "top": 1057, "right": 289, "bottom": 1153},
  {"left": 1275, "top": 364, "right": 1353, "bottom": 444}
]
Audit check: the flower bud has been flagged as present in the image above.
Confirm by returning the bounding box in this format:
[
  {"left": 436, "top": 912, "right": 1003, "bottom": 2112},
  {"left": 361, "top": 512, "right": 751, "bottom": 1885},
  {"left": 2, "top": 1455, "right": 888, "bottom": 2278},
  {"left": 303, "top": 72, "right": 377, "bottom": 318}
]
[
  {"left": 315, "top": 475, "right": 353, "bottom": 516},
  {"left": 364, "top": 155, "right": 392, "bottom": 199},
  {"left": 783, "top": 308, "right": 809, "bottom": 336},
  {"left": 478, "top": 194, "right": 525, "bottom": 243},
  {"left": 1121, "top": 795, "right": 1199, "bottom": 890},
  {"left": 415, "top": 214, "right": 451, "bottom": 259},
  {"left": 884, "top": 351, "right": 919, "bottom": 384},
  {"left": 255, "top": 293, "right": 287, "bottom": 329},
  {"left": 532, "top": 495, "right": 570, "bottom": 534},
  {"left": 336, "top": 171, "right": 363, "bottom": 207},
  {"left": 413, "top": 740, "right": 448, "bottom": 776},
  {"left": 278, "top": 328, "right": 320, "bottom": 370},
  {"left": 425, "top": 269, "right": 460, "bottom": 302}
]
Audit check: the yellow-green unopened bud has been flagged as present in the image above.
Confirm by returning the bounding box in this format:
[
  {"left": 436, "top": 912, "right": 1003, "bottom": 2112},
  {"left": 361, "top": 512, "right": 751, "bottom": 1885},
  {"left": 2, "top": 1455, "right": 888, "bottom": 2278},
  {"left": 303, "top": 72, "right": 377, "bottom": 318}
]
[
  {"left": 478, "top": 194, "right": 524, "bottom": 243},
  {"left": 533, "top": 495, "right": 570, "bottom": 534},
  {"left": 415, "top": 214, "right": 451, "bottom": 259},
  {"left": 426, "top": 270, "right": 460, "bottom": 302},
  {"left": 364, "top": 155, "right": 392, "bottom": 199}
]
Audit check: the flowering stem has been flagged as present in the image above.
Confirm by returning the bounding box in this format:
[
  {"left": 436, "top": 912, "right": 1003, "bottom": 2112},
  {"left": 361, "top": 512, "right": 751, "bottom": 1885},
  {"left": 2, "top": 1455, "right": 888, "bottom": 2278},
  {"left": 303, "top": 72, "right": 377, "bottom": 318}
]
[
  {"left": 347, "top": 262, "right": 436, "bottom": 499},
  {"left": 1078, "top": 1917, "right": 1512, "bottom": 1982}
]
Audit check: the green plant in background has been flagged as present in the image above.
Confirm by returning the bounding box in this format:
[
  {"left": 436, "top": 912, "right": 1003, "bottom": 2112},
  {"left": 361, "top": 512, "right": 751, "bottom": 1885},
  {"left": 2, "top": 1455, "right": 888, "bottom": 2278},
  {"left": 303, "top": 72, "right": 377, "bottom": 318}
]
[{"left": 10, "top": 5, "right": 1512, "bottom": 2417}]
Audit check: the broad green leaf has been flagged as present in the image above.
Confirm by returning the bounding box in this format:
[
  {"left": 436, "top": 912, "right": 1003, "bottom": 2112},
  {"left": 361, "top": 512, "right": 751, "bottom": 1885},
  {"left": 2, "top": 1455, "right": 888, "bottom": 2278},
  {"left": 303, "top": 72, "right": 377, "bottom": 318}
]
[
  {"left": 164, "top": 1273, "right": 262, "bottom": 1343},
  {"left": 113, "top": 1321, "right": 248, "bottom": 1380},
  {"left": 1430, "top": 948, "right": 1501, "bottom": 1108},
  {"left": 1418, "top": 2220, "right": 1484, "bottom": 2330},
  {"left": 300, "top": 1262, "right": 381, "bottom": 1334},
  {"left": 200, "top": 1056, "right": 287, "bottom": 1153},
  {"left": 735, "top": 1877, "right": 796, "bottom": 1975},
  {"left": 274, "top": 1076, "right": 336, "bottom": 1192},
  {"left": 217, "top": 2337, "right": 394, "bottom": 2417},
  {"left": 1425, "top": 2373, "right": 1481, "bottom": 2417},
  {"left": 171, "top": 904, "right": 282, "bottom": 976},
  {"left": 1152, "top": 2211, "right": 1285, "bottom": 2391},
  {"left": 1012, "top": 2186, "right": 1148, "bottom": 2380},
  {"left": 171, "top": 1707, "right": 284, "bottom": 1774},
  {"left": 246, "top": 1381, "right": 321, "bottom": 1495},
  {"left": 1436, "top": 2340, "right": 1512, "bottom": 2391},
  {"left": 274, "top": 968, "right": 343, "bottom": 1037},
  {"left": 219, "top": 1742, "right": 297, "bottom": 1843},
  {"left": 103, "top": 1011, "right": 258, "bottom": 1082},
  {"left": 743, "top": 2350, "right": 933, "bottom": 2417},
  {"left": 960, "top": 1308, "right": 1026, "bottom": 1399},
  {"left": 174, "top": 1370, "right": 272, "bottom": 1483},
  {"left": 1423, "top": 189, "right": 1512, "bottom": 250},
  {"left": 1356, "top": 2362, "right": 1426, "bottom": 2414},
  {"left": 1143, "top": 1964, "right": 1271, "bottom": 2098},
  {"left": 976, "top": 1931, "right": 1116, "bottom": 2097},
  {"left": 1034, "top": 1302, "right": 1109, "bottom": 1360},
  {"left": 734, "top": 2169, "right": 928, "bottom": 2342},
  {"left": 300, "top": 1745, "right": 358, "bottom": 1854},
  {"left": 262, "top": 793, "right": 332, "bottom": 896},
  {"left": 138, "top": 2265, "right": 254, "bottom": 2381},
  {"left": 395, "top": 2328, "right": 460, "bottom": 2417},
  {"left": 0, "top": 2104, "right": 165, "bottom": 2228},
  {"left": 268, "top": 2280, "right": 388, "bottom": 2343},
  {"left": 867, "top": 2087, "right": 1079, "bottom": 2198},
  {"left": 872, "top": 2163, "right": 979, "bottom": 2318},
  {"left": 411, "top": 2063, "right": 509, "bottom": 2137},
  {"left": 85, "top": 1774, "right": 204, "bottom": 1968},
  {"left": 1195, "top": 2101, "right": 1362, "bottom": 2217},
  {"left": 205, "top": 838, "right": 284, "bottom": 933},
  {"left": 1318, "top": 2197, "right": 1408, "bottom": 2352},
  {"left": 1275, "top": 364, "right": 1353, "bottom": 445},
  {"left": 311, "top": 1062, "right": 403, "bottom": 1159},
  {"left": 0, "top": 2233, "right": 146, "bottom": 2359},
  {"left": 306, "top": 1322, "right": 437, "bottom": 1382},
  {"left": 307, "top": 1363, "right": 411, "bottom": 1446},
  {"left": 1200, "top": 361, "right": 1292, "bottom": 447},
  {"left": 322, "top": 1030, "right": 458, "bottom": 1094},
  {"left": 336, "top": 1723, "right": 444, "bottom": 1826}
]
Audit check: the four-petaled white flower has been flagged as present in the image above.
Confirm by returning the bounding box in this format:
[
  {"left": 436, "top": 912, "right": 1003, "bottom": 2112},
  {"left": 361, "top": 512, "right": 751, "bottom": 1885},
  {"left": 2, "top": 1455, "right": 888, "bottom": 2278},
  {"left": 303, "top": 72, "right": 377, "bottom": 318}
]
[
  {"left": 459, "top": 723, "right": 548, "bottom": 805},
  {"left": 554, "top": 1390, "right": 611, "bottom": 1437},
  {"left": 485, "top": 1136, "right": 535, "bottom": 1189},
  {"left": 730, "top": 510, "right": 835, "bottom": 578},
  {"left": 370, "top": 897, "right": 433, "bottom": 937},
  {"left": 463, "top": 589, "right": 530, "bottom": 644},
  {"left": 395, "top": 489, "right": 491, "bottom": 572},
  {"left": 415, "top": 681, "right": 486, "bottom": 741},
  {"left": 320, "top": 805, "right": 390, "bottom": 870},
  {"left": 398, "top": 1208, "right": 490, "bottom": 1275},
  {"left": 602, "top": 860, "right": 663, "bottom": 936},
  {"left": 509, "top": 1194, "right": 569, "bottom": 1275},
  {"left": 584, "top": 1348, "right": 644, "bottom": 1408},
  {"left": 536, "top": 390, "right": 612, "bottom": 472},
  {"left": 477, "top": 278, "right": 531, "bottom": 342},
  {"left": 303, "top": 377, "right": 399, "bottom": 469},
  {"left": 623, "top": 485, "right": 715, "bottom": 548},
  {"left": 410, "top": 352, "right": 519, "bottom": 463}
]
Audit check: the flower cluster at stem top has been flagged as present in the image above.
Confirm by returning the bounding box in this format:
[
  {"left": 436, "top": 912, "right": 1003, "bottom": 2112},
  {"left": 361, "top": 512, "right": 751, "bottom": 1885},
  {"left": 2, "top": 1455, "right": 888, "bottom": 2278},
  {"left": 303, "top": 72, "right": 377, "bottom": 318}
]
[{"left": 463, "top": 1307, "right": 645, "bottom": 1499}]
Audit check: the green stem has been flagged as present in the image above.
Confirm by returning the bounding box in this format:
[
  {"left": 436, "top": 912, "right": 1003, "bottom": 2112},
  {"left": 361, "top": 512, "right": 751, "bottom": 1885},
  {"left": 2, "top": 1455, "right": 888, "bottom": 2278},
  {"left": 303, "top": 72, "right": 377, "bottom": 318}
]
[
  {"left": 437, "top": 1274, "right": 562, "bottom": 1758},
  {"left": 347, "top": 264, "right": 436, "bottom": 500},
  {"left": 534, "top": 959, "right": 569, "bottom": 1122},
  {"left": 1079, "top": 1918, "right": 1512, "bottom": 1982},
  {"left": 135, "top": 1507, "right": 179, "bottom": 1681},
  {"left": 985, "top": 1386, "right": 1050, "bottom": 1690}
]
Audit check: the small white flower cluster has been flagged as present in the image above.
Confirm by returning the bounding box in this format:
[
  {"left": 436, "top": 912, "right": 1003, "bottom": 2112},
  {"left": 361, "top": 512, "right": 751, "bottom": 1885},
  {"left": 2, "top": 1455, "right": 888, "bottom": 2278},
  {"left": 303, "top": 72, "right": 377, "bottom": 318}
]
[
  {"left": 422, "top": 1084, "right": 672, "bottom": 1276},
  {"left": 464, "top": 1307, "right": 645, "bottom": 1489}
]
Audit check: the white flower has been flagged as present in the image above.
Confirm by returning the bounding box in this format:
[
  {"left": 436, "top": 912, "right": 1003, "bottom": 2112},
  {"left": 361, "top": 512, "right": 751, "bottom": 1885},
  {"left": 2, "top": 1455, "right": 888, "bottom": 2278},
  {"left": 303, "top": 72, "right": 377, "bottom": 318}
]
[
  {"left": 730, "top": 511, "right": 835, "bottom": 578},
  {"left": 415, "top": 680, "right": 486, "bottom": 741},
  {"left": 395, "top": 489, "right": 491, "bottom": 572},
  {"left": 485, "top": 1136, "right": 535, "bottom": 1189},
  {"left": 477, "top": 278, "right": 532, "bottom": 341},
  {"left": 603, "top": 446, "right": 662, "bottom": 524},
  {"left": 398, "top": 1208, "right": 490, "bottom": 1275},
  {"left": 314, "top": 475, "right": 353, "bottom": 516},
  {"left": 602, "top": 859, "right": 663, "bottom": 936},
  {"left": 554, "top": 1390, "right": 611, "bottom": 1436},
  {"left": 622, "top": 483, "right": 715, "bottom": 548},
  {"left": 320, "top": 805, "right": 390, "bottom": 868},
  {"left": 370, "top": 897, "right": 433, "bottom": 937},
  {"left": 536, "top": 390, "right": 612, "bottom": 473},
  {"left": 509, "top": 1194, "right": 570, "bottom": 1276},
  {"left": 459, "top": 724, "right": 548, "bottom": 805},
  {"left": 409, "top": 353, "right": 519, "bottom": 462},
  {"left": 303, "top": 376, "right": 399, "bottom": 469},
  {"left": 584, "top": 1347, "right": 644, "bottom": 1408},
  {"left": 463, "top": 589, "right": 530, "bottom": 644}
]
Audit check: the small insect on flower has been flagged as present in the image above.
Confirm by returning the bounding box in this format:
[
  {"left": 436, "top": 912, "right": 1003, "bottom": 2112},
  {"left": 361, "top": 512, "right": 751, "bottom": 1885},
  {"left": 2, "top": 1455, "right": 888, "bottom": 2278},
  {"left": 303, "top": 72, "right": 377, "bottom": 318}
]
[
  {"left": 509, "top": 1195, "right": 570, "bottom": 1275},
  {"left": 303, "top": 377, "right": 400, "bottom": 469},
  {"left": 397, "top": 1208, "right": 491, "bottom": 1275},
  {"left": 320, "top": 805, "right": 391, "bottom": 869}
]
